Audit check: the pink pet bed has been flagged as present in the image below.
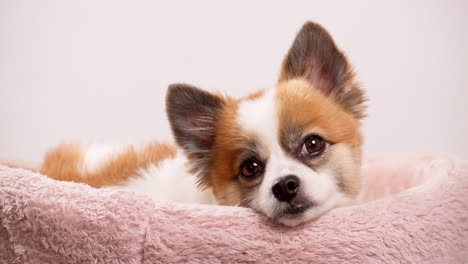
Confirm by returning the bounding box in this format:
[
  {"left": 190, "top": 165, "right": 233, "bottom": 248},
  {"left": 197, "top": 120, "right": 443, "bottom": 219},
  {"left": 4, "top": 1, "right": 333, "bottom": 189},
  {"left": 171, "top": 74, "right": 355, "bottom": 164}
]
[{"left": 1, "top": 154, "right": 467, "bottom": 263}]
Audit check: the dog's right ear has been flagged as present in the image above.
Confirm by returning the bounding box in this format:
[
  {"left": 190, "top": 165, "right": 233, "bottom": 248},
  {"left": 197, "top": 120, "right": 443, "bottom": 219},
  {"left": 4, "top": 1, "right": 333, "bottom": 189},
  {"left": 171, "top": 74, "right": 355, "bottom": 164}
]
[
  {"left": 166, "top": 83, "right": 225, "bottom": 187},
  {"left": 279, "top": 21, "right": 366, "bottom": 119}
]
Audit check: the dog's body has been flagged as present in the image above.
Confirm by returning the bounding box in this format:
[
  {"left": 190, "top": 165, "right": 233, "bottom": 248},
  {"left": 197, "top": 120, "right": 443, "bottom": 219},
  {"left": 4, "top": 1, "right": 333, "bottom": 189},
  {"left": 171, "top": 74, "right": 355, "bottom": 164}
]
[
  {"left": 41, "top": 22, "right": 366, "bottom": 226},
  {"left": 42, "top": 143, "right": 215, "bottom": 204}
]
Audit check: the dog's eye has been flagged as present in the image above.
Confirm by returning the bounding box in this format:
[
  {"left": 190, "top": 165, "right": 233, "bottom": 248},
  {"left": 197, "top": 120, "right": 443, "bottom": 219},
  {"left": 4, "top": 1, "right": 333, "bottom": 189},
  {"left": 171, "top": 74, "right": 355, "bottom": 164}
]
[
  {"left": 300, "top": 135, "right": 325, "bottom": 156},
  {"left": 240, "top": 158, "right": 263, "bottom": 178}
]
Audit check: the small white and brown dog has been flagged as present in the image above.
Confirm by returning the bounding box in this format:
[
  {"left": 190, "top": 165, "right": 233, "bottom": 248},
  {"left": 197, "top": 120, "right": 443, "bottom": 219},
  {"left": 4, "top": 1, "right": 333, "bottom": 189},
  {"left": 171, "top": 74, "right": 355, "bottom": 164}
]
[{"left": 41, "top": 21, "right": 366, "bottom": 226}]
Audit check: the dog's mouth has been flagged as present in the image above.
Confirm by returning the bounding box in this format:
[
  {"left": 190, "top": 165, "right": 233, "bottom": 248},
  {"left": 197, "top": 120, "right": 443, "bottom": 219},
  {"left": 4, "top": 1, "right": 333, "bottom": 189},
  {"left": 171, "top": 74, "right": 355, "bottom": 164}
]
[{"left": 276, "top": 201, "right": 314, "bottom": 219}]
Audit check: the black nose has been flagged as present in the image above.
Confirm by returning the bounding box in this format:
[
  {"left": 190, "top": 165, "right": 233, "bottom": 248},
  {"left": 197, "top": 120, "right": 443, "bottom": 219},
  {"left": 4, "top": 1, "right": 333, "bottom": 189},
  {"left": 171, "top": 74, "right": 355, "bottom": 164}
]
[{"left": 272, "top": 175, "right": 300, "bottom": 202}]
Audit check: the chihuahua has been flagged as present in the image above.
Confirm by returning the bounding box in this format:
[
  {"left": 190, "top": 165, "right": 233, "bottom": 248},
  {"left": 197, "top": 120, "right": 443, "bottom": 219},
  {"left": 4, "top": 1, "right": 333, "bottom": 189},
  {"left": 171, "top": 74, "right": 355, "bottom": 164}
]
[{"left": 41, "top": 21, "right": 366, "bottom": 226}]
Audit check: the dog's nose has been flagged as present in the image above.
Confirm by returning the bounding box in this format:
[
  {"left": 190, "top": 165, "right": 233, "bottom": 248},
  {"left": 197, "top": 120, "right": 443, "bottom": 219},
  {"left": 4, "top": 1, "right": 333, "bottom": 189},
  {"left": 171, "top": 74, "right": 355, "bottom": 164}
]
[{"left": 272, "top": 175, "right": 300, "bottom": 202}]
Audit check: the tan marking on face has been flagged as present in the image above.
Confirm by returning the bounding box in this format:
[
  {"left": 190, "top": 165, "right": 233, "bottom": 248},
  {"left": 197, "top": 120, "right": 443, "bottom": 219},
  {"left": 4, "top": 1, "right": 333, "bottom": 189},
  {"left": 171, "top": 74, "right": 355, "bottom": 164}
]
[
  {"left": 276, "top": 79, "right": 363, "bottom": 196},
  {"left": 41, "top": 142, "right": 177, "bottom": 188},
  {"left": 326, "top": 144, "right": 361, "bottom": 196},
  {"left": 208, "top": 97, "right": 242, "bottom": 204},
  {"left": 277, "top": 79, "right": 360, "bottom": 144},
  {"left": 208, "top": 93, "right": 270, "bottom": 205}
]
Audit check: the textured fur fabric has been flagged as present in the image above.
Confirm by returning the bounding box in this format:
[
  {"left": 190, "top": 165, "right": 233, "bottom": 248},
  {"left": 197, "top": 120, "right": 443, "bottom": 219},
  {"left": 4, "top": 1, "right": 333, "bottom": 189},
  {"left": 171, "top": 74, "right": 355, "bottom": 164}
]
[{"left": 0, "top": 154, "right": 467, "bottom": 263}]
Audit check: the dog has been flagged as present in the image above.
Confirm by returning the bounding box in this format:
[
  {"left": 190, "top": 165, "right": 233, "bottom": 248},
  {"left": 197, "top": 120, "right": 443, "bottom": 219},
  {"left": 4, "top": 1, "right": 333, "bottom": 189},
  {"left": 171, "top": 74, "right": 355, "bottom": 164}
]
[{"left": 41, "top": 21, "right": 366, "bottom": 226}]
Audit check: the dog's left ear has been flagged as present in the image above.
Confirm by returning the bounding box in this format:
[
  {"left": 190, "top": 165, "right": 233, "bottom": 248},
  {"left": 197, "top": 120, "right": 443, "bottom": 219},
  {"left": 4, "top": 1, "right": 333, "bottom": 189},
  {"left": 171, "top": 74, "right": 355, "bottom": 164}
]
[
  {"left": 279, "top": 21, "right": 366, "bottom": 119},
  {"left": 166, "top": 83, "right": 225, "bottom": 188}
]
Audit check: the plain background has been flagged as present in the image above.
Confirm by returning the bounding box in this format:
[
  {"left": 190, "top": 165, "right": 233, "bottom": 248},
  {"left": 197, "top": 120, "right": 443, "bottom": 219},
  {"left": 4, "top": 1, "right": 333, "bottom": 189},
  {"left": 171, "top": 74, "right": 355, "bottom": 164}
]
[{"left": 1, "top": 0, "right": 467, "bottom": 163}]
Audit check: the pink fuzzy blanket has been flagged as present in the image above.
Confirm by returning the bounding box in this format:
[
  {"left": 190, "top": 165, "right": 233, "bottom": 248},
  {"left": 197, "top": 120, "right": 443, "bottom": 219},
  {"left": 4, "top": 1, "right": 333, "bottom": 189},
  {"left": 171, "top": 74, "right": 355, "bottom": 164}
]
[{"left": 1, "top": 154, "right": 467, "bottom": 263}]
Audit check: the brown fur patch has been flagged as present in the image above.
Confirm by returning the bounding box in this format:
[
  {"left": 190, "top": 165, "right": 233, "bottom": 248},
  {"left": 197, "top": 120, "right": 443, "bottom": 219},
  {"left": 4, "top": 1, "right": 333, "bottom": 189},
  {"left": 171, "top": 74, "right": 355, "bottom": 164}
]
[
  {"left": 41, "top": 142, "right": 177, "bottom": 188},
  {"left": 208, "top": 92, "right": 270, "bottom": 205},
  {"left": 208, "top": 97, "right": 243, "bottom": 203},
  {"left": 277, "top": 79, "right": 360, "bottom": 145}
]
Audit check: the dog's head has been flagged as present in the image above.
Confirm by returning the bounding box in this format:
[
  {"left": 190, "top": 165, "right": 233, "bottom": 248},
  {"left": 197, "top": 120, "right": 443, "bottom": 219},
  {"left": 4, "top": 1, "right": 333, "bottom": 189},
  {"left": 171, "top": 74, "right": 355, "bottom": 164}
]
[{"left": 166, "top": 22, "right": 366, "bottom": 226}]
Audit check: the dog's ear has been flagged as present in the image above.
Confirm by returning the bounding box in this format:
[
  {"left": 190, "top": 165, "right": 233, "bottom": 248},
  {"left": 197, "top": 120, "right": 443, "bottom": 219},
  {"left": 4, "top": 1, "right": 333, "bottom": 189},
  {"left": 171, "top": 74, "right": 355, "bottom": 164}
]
[
  {"left": 166, "top": 83, "right": 225, "bottom": 187},
  {"left": 279, "top": 22, "right": 366, "bottom": 119}
]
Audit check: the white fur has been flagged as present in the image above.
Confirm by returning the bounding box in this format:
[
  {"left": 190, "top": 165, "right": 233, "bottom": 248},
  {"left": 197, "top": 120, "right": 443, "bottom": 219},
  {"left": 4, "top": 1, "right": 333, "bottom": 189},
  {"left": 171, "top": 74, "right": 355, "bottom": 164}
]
[
  {"left": 80, "top": 144, "right": 214, "bottom": 205},
  {"left": 108, "top": 152, "right": 215, "bottom": 205},
  {"left": 82, "top": 144, "right": 124, "bottom": 175},
  {"left": 237, "top": 88, "right": 350, "bottom": 226}
]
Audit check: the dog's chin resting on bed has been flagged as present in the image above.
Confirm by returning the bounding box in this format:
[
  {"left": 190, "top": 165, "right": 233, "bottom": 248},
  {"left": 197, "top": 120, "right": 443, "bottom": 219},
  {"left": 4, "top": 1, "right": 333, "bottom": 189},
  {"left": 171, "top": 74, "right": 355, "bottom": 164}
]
[{"left": 41, "top": 21, "right": 366, "bottom": 227}]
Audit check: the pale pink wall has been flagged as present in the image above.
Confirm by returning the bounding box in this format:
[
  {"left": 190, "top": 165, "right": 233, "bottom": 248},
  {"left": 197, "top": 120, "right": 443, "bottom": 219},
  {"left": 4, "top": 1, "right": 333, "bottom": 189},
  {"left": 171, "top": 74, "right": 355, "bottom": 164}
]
[{"left": 1, "top": 0, "right": 467, "bottom": 162}]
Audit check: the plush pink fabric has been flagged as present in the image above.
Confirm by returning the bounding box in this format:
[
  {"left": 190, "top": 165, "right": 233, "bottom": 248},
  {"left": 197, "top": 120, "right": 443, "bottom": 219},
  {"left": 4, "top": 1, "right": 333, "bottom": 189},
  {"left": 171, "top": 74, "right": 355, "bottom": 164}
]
[{"left": 1, "top": 154, "right": 467, "bottom": 263}]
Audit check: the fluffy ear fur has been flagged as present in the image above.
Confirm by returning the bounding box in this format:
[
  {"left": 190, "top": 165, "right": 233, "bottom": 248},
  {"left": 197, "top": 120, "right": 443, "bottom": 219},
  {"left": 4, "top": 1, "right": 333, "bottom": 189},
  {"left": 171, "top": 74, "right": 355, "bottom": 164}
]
[
  {"left": 166, "top": 83, "right": 225, "bottom": 187},
  {"left": 279, "top": 21, "right": 366, "bottom": 119}
]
